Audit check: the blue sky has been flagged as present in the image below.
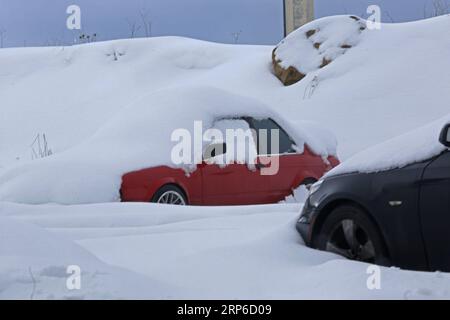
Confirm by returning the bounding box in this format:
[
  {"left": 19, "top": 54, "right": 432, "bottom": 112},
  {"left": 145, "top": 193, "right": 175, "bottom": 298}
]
[{"left": 0, "top": 0, "right": 446, "bottom": 47}]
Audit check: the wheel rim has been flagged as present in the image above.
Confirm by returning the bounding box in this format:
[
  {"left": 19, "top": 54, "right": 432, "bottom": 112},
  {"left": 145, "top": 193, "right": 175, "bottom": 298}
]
[
  {"left": 325, "top": 219, "right": 376, "bottom": 263},
  {"left": 156, "top": 191, "right": 186, "bottom": 205}
]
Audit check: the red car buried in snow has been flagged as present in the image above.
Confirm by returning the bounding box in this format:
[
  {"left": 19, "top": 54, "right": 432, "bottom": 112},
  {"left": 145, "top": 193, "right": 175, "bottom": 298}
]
[{"left": 120, "top": 117, "right": 339, "bottom": 206}]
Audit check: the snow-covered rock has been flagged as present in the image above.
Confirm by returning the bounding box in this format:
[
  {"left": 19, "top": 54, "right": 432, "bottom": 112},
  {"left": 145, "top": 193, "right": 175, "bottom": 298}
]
[{"left": 273, "top": 15, "right": 366, "bottom": 85}]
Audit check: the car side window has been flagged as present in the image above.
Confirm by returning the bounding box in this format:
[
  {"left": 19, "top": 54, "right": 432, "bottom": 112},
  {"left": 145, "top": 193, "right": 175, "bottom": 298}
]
[
  {"left": 207, "top": 118, "right": 258, "bottom": 164},
  {"left": 246, "top": 118, "right": 296, "bottom": 155}
]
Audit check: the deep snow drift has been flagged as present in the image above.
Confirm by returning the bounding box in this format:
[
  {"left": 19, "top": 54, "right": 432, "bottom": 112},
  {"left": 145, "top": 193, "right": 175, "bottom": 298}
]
[
  {"left": 0, "top": 86, "right": 336, "bottom": 204},
  {"left": 0, "top": 215, "right": 178, "bottom": 299},
  {"left": 2, "top": 201, "right": 450, "bottom": 300},
  {"left": 2, "top": 15, "right": 450, "bottom": 204}
]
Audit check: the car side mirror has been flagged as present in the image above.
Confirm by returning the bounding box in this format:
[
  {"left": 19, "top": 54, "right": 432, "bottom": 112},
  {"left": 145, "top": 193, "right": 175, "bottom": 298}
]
[
  {"left": 439, "top": 124, "right": 450, "bottom": 148},
  {"left": 203, "top": 143, "right": 227, "bottom": 160}
]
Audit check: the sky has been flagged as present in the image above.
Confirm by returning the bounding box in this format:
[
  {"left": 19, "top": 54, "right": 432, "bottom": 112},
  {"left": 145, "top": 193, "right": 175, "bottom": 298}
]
[{"left": 0, "top": 0, "right": 447, "bottom": 48}]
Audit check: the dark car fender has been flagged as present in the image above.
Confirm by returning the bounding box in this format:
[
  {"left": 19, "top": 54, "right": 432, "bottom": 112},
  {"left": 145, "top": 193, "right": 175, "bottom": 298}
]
[
  {"left": 309, "top": 175, "right": 377, "bottom": 246},
  {"left": 309, "top": 165, "right": 430, "bottom": 271}
]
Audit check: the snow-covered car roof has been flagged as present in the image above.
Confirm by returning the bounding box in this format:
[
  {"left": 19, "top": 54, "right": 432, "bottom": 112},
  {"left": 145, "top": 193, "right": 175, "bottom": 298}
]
[{"left": 326, "top": 115, "right": 450, "bottom": 178}]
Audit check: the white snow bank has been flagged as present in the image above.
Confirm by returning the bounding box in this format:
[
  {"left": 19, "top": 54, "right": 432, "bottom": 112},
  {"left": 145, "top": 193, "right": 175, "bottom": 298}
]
[
  {"left": 0, "top": 86, "right": 336, "bottom": 204},
  {"left": 327, "top": 115, "right": 450, "bottom": 177},
  {"left": 0, "top": 216, "right": 179, "bottom": 299},
  {"left": 2, "top": 201, "right": 450, "bottom": 299},
  {"left": 275, "top": 15, "right": 366, "bottom": 74}
]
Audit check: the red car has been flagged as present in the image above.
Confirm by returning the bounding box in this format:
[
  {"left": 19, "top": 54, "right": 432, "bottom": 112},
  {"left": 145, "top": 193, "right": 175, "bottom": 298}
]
[{"left": 121, "top": 117, "right": 339, "bottom": 205}]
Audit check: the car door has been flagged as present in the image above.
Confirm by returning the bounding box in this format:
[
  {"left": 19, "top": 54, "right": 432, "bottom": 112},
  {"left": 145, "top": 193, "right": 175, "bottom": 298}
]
[
  {"left": 419, "top": 151, "right": 450, "bottom": 271},
  {"left": 246, "top": 118, "right": 301, "bottom": 202},
  {"left": 201, "top": 118, "right": 270, "bottom": 205}
]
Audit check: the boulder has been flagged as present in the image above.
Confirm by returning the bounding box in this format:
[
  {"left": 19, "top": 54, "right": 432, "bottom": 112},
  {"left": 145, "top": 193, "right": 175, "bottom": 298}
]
[
  {"left": 272, "top": 15, "right": 366, "bottom": 86},
  {"left": 272, "top": 49, "right": 306, "bottom": 86}
]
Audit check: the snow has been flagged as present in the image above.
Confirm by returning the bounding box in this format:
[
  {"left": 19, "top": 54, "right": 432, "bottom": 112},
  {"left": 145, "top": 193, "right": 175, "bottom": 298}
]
[
  {"left": 2, "top": 16, "right": 450, "bottom": 205},
  {"left": 0, "top": 215, "right": 180, "bottom": 299},
  {"left": 280, "top": 185, "right": 310, "bottom": 204},
  {"left": 207, "top": 118, "right": 258, "bottom": 167},
  {"left": 2, "top": 15, "right": 450, "bottom": 299},
  {"left": 275, "top": 15, "right": 366, "bottom": 74},
  {"left": 2, "top": 202, "right": 450, "bottom": 299},
  {"left": 0, "top": 85, "right": 336, "bottom": 204},
  {"left": 327, "top": 114, "right": 450, "bottom": 177}
]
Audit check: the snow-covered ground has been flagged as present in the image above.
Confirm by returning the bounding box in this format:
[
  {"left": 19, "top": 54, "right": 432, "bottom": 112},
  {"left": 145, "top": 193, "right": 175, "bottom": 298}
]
[
  {"left": 2, "top": 201, "right": 450, "bottom": 300},
  {"left": 1, "top": 15, "right": 450, "bottom": 299}
]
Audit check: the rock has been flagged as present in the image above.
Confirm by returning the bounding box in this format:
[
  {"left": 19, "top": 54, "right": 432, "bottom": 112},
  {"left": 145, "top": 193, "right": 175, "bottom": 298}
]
[
  {"left": 320, "top": 57, "right": 332, "bottom": 68},
  {"left": 272, "top": 49, "right": 306, "bottom": 86},
  {"left": 272, "top": 15, "right": 366, "bottom": 86},
  {"left": 305, "top": 29, "right": 317, "bottom": 38}
]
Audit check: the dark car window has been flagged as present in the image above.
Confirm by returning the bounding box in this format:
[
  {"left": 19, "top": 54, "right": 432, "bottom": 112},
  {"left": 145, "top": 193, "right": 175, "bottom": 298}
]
[{"left": 246, "top": 118, "right": 296, "bottom": 155}]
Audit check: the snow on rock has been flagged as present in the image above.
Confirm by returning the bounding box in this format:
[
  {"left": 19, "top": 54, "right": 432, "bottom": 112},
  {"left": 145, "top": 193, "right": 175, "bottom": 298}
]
[
  {"left": 273, "top": 15, "right": 366, "bottom": 85},
  {"left": 0, "top": 86, "right": 336, "bottom": 204},
  {"left": 326, "top": 114, "right": 450, "bottom": 177}
]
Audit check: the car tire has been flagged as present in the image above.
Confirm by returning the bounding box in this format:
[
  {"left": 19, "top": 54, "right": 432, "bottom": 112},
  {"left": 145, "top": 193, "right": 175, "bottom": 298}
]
[
  {"left": 315, "top": 205, "right": 390, "bottom": 266},
  {"left": 151, "top": 185, "right": 188, "bottom": 206}
]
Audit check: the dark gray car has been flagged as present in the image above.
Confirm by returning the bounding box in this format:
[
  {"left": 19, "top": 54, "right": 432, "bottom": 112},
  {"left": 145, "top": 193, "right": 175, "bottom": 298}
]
[{"left": 297, "top": 124, "right": 450, "bottom": 272}]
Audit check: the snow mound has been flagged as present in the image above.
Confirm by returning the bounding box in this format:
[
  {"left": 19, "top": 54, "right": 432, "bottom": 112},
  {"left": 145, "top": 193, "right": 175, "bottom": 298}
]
[
  {"left": 0, "top": 216, "right": 178, "bottom": 299},
  {"left": 0, "top": 86, "right": 336, "bottom": 204},
  {"left": 327, "top": 115, "right": 450, "bottom": 177},
  {"left": 274, "top": 15, "right": 366, "bottom": 76}
]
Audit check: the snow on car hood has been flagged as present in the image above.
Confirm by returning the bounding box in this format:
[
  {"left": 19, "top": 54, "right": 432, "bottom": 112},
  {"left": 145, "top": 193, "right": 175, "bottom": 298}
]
[
  {"left": 0, "top": 86, "right": 337, "bottom": 204},
  {"left": 326, "top": 115, "right": 450, "bottom": 177}
]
